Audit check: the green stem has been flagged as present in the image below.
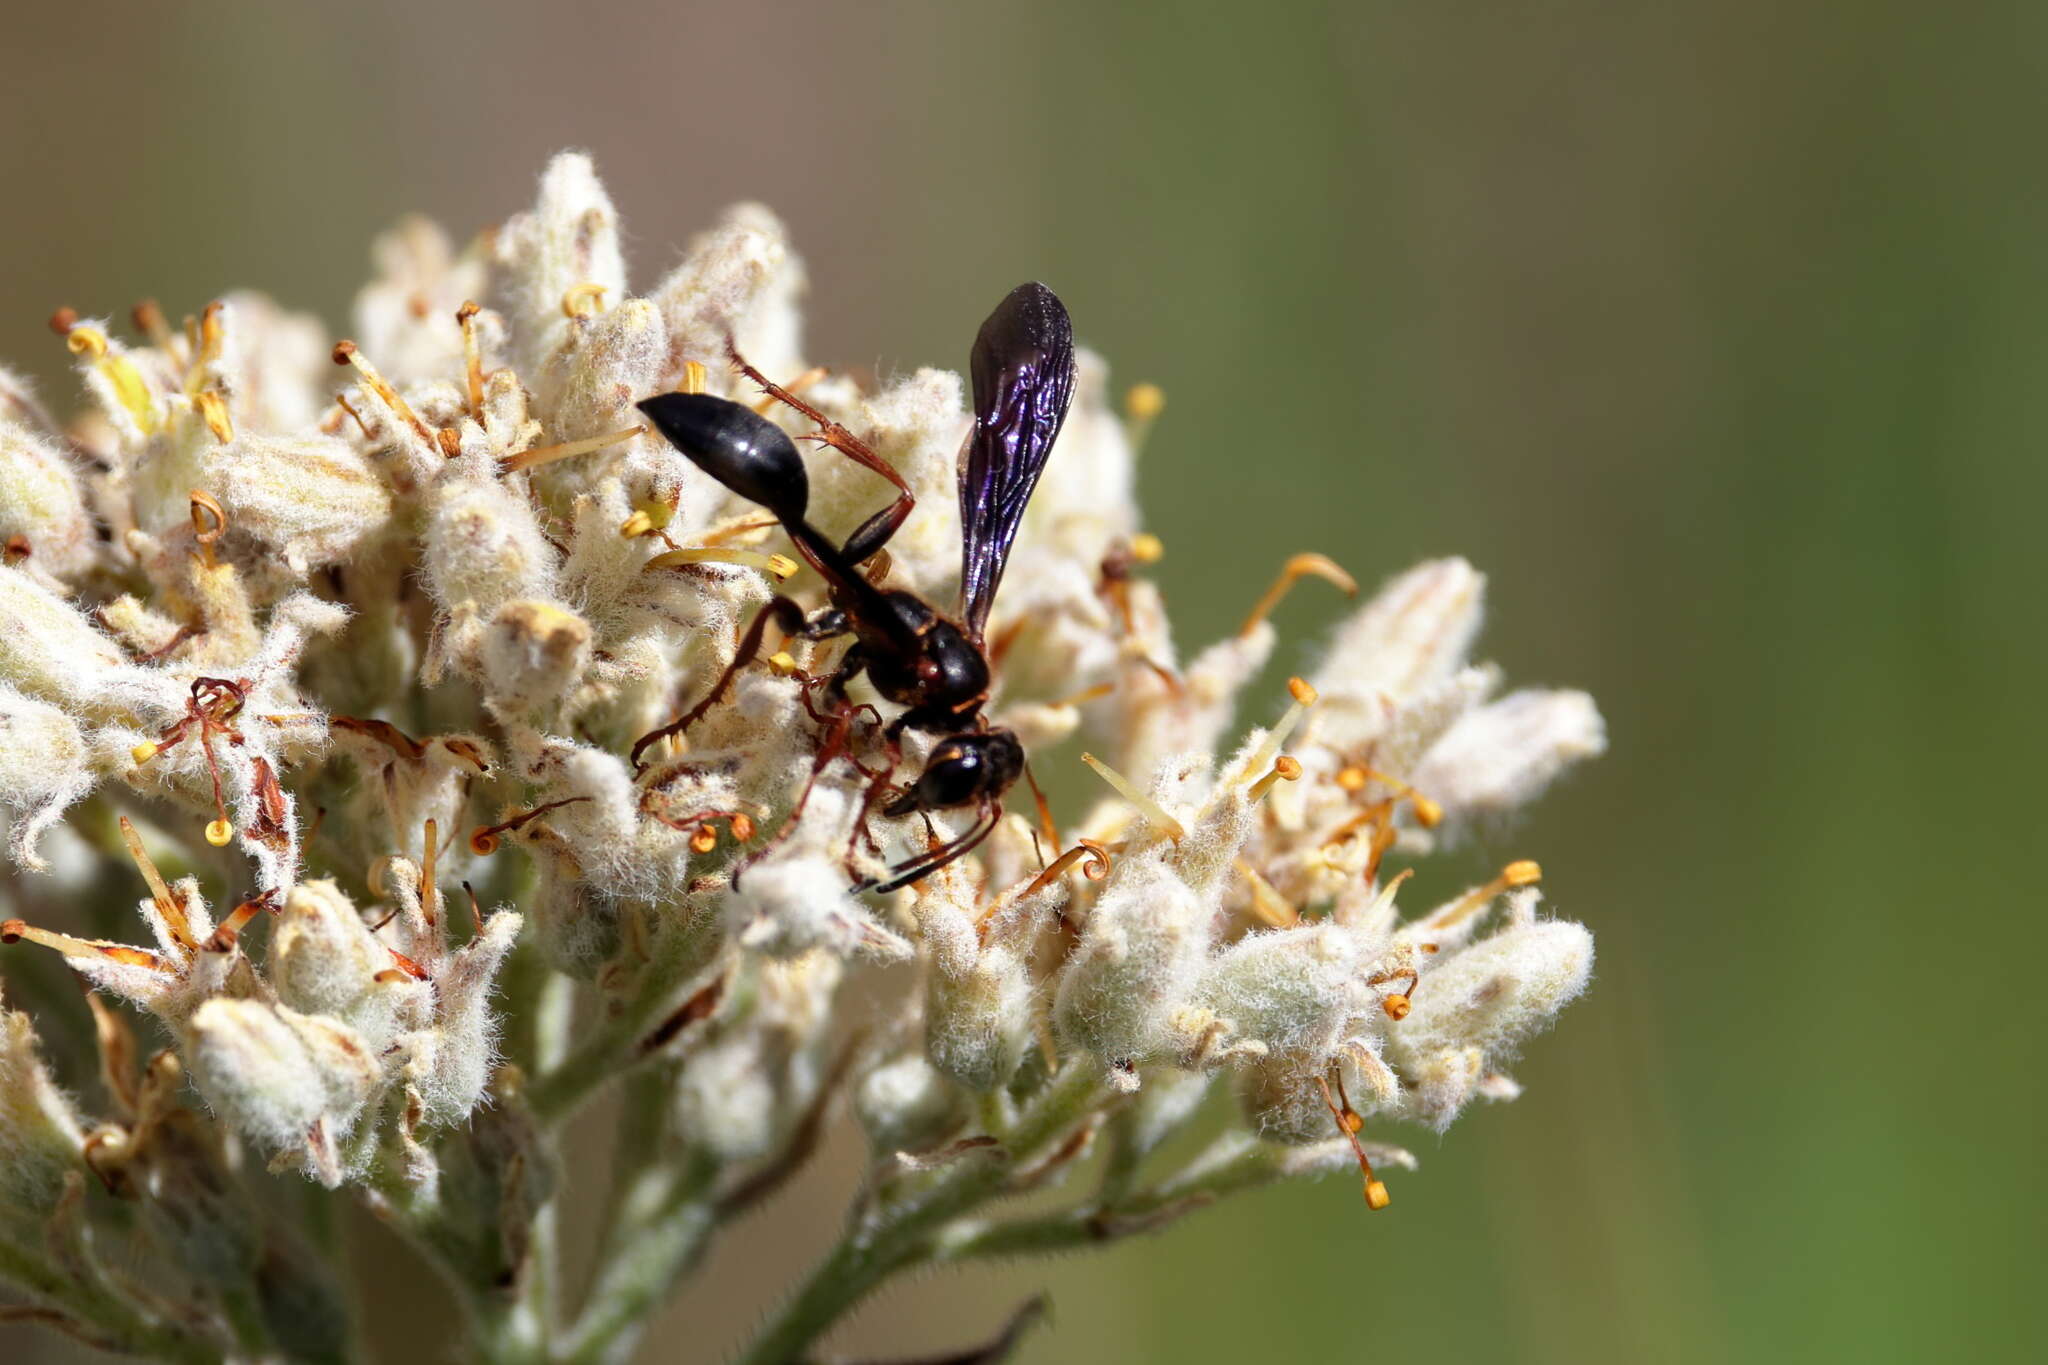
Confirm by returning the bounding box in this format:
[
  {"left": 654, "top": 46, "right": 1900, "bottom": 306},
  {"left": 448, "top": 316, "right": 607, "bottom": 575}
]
[
  {"left": 554, "top": 1164, "right": 716, "bottom": 1365},
  {"left": 933, "top": 1131, "right": 1358, "bottom": 1264},
  {"left": 554, "top": 1069, "right": 720, "bottom": 1364},
  {"left": 525, "top": 911, "right": 720, "bottom": 1128},
  {"left": 0, "top": 1235, "right": 216, "bottom": 1364},
  {"left": 733, "top": 1061, "right": 1106, "bottom": 1365}
]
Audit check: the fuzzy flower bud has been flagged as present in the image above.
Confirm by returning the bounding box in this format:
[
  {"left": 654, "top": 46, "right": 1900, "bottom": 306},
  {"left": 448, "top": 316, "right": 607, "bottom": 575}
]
[
  {"left": 0, "top": 994, "right": 86, "bottom": 1242},
  {"left": 0, "top": 418, "right": 93, "bottom": 583},
  {"left": 1054, "top": 854, "right": 1213, "bottom": 1085},
  {"left": 1387, "top": 917, "right": 1594, "bottom": 1129},
  {"left": 0, "top": 683, "right": 93, "bottom": 870},
  {"left": 185, "top": 999, "right": 381, "bottom": 1180}
]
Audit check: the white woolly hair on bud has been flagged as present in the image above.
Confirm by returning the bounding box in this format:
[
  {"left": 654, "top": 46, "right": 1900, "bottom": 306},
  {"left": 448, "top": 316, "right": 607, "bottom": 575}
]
[
  {"left": 184, "top": 999, "right": 380, "bottom": 1167},
  {"left": 423, "top": 477, "right": 559, "bottom": 619},
  {"left": 1053, "top": 852, "right": 1213, "bottom": 1085},
  {"left": 856, "top": 1051, "right": 967, "bottom": 1156},
  {"left": 1191, "top": 921, "right": 1376, "bottom": 1062},
  {"left": 0, "top": 567, "right": 125, "bottom": 708},
  {"left": 918, "top": 878, "right": 1042, "bottom": 1094},
  {"left": 0, "top": 994, "right": 88, "bottom": 1226},
  {"left": 414, "top": 911, "right": 522, "bottom": 1127},
  {"left": 1411, "top": 688, "right": 1608, "bottom": 818},
  {"left": 497, "top": 152, "right": 628, "bottom": 381},
  {"left": 0, "top": 684, "right": 93, "bottom": 871},
  {"left": 0, "top": 419, "right": 94, "bottom": 581},
  {"left": 479, "top": 598, "right": 593, "bottom": 717},
  {"left": 1388, "top": 915, "right": 1594, "bottom": 1130}
]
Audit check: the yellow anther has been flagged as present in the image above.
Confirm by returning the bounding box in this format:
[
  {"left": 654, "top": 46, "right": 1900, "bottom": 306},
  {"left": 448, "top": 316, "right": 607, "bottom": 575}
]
[
  {"left": 680, "top": 360, "right": 708, "bottom": 395},
  {"left": 204, "top": 819, "right": 234, "bottom": 847},
  {"left": 561, "top": 283, "right": 608, "bottom": 318},
  {"left": 130, "top": 741, "right": 159, "bottom": 765},
  {"left": 689, "top": 826, "right": 718, "bottom": 855},
  {"left": 1241, "top": 678, "right": 1319, "bottom": 786},
  {"left": 766, "top": 553, "right": 800, "bottom": 579},
  {"left": 1336, "top": 766, "right": 1369, "bottom": 793},
  {"left": 1125, "top": 382, "right": 1166, "bottom": 422},
  {"left": 619, "top": 510, "right": 657, "bottom": 539},
  {"left": 1240, "top": 554, "right": 1360, "bottom": 638},
  {"left": 729, "top": 813, "right": 756, "bottom": 842},
  {"left": 1129, "top": 531, "right": 1165, "bottom": 564},
  {"left": 500, "top": 424, "right": 647, "bottom": 474},
  {"left": 1381, "top": 993, "right": 1411, "bottom": 1022},
  {"left": 1248, "top": 754, "right": 1303, "bottom": 803},
  {"left": 766, "top": 651, "right": 800, "bottom": 677},
  {"left": 1410, "top": 793, "right": 1444, "bottom": 829},
  {"left": 194, "top": 389, "right": 234, "bottom": 442},
  {"left": 66, "top": 325, "right": 158, "bottom": 432},
  {"left": 1436, "top": 860, "right": 1547, "bottom": 930},
  {"left": 1364, "top": 1179, "right": 1391, "bottom": 1211}
]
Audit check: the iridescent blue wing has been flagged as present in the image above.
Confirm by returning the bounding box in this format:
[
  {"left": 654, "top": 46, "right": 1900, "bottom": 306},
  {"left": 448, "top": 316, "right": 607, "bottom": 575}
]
[{"left": 957, "top": 282, "right": 1077, "bottom": 641}]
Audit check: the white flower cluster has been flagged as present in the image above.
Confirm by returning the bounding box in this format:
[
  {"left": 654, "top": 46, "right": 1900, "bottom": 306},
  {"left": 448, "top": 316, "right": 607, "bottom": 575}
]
[{"left": 0, "top": 153, "right": 1606, "bottom": 1362}]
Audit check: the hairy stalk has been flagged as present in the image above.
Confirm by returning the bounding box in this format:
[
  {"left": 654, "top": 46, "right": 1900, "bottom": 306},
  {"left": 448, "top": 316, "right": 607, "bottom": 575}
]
[
  {"left": 735, "top": 1062, "right": 1106, "bottom": 1365},
  {"left": 0, "top": 1238, "right": 215, "bottom": 1364},
  {"left": 555, "top": 1067, "right": 712, "bottom": 1363},
  {"left": 525, "top": 912, "right": 721, "bottom": 1127}
]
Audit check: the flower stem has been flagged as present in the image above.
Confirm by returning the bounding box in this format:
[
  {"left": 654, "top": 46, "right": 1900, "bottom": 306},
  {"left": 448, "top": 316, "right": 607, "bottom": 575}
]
[
  {"left": 733, "top": 1061, "right": 1106, "bottom": 1365},
  {"left": 524, "top": 909, "right": 720, "bottom": 1127}
]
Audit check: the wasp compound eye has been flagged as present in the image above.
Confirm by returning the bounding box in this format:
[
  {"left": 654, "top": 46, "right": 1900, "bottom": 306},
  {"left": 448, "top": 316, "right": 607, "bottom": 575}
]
[{"left": 638, "top": 393, "right": 810, "bottom": 524}]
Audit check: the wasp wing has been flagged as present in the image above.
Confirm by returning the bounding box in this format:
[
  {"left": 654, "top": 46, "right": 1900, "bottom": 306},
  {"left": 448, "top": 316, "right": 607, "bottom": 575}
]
[{"left": 957, "top": 281, "right": 1077, "bottom": 641}]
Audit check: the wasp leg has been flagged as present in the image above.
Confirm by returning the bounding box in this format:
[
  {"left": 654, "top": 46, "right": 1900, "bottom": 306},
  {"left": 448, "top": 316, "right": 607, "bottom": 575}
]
[
  {"left": 729, "top": 344, "right": 914, "bottom": 566},
  {"left": 630, "top": 595, "right": 843, "bottom": 771}
]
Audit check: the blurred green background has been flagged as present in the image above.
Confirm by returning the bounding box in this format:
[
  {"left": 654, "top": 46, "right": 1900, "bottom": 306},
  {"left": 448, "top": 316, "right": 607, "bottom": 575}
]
[{"left": 3, "top": 3, "right": 2040, "bottom": 1361}]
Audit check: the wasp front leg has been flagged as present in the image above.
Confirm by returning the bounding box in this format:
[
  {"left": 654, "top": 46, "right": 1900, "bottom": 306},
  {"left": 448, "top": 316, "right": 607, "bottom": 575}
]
[{"left": 630, "top": 595, "right": 848, "bottom": 771}]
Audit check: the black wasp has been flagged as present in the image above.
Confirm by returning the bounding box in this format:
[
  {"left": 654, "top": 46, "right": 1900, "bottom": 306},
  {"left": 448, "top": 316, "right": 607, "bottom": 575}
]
[{"left": 632, "top": 282, "right": 1076, "bottom": 892}]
